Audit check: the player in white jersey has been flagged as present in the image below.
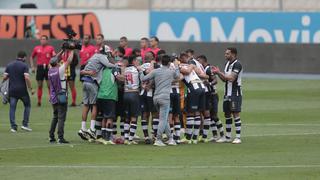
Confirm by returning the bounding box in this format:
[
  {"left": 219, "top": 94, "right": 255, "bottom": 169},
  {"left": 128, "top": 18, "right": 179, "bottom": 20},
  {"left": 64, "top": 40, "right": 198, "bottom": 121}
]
[
  {"left": 179, "top": 52, "right": 206, "bottom": 144},
  {"left": 139, "top": 52, "right": 156, "bottom": 144},
  {"left": 168, "top": 55, "right": 183, "bottom": 144},
  {"left": 186, "top": 50, "right": 213, "bottom": 143},
  {"left": 123, "top": 55, "right": 141, "bottom": 145},
  {"left": 212, "top": 47, "right": 243, "bottom": 144}
]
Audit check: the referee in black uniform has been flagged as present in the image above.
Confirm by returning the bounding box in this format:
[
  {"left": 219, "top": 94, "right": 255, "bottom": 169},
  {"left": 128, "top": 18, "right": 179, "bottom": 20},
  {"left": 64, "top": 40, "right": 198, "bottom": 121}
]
[{"left": 212, "top": 47, "right": 243, "bottom": 144}]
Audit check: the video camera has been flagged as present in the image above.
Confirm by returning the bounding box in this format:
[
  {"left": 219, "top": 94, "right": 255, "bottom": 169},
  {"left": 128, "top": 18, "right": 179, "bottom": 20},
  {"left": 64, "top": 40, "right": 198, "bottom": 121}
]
[{"left": 61, "top": 27, "right": 82, "bottom": 50}]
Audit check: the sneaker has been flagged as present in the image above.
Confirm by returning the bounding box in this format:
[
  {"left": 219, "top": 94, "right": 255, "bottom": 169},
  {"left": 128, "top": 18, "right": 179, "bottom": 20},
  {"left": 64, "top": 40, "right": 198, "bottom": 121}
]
[
  {"left": 153, "top": 139, "right": 166, "bottom": 147},
  {"left": 10, "top": 128, "right": 17, "bottom": 133},
  {"left": 78, "top": 129, "right": 89, "bottom": 141},
  {"left": 145, "top": 137, "right": 152, "bottom": 144},
  {"left": 21, "top": 126, "right": 32, "bottom": 132},
  {"left": 167, "top": 139, "right": 177, "bottom": 146},
  {"left": 86, "top": 128, "right": 96, "bottom": 140},
  {"left": 57, "top": 139, "right": 69, "bottom": 144},
  {"left": 232, "top": 138, "right": 242, "bottom": 144},
  {"left": 49, "top": 138, "right": 56, "bottom": 144}
]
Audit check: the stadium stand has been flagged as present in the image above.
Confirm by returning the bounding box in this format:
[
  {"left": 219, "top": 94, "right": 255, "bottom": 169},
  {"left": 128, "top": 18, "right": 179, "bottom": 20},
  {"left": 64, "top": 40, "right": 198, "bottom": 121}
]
[{"left": 1, "top": 0, "right": 320, "bottom": 11}]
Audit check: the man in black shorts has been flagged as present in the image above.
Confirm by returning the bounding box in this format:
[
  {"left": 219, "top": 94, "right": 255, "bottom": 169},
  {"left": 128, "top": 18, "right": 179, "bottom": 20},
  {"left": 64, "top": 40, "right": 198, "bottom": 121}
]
[
  {"left": 198, "top": 55, "right": 225, "bottom": 142},
  {"left": 212, "top": 47, "right": 243, "bottom": 144}
]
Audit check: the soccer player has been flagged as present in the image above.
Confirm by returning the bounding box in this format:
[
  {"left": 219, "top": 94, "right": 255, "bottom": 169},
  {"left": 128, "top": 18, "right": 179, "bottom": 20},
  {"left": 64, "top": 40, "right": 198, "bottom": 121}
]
[
  {"left": 79, "top": 34, "right": 96, "bottom": 81},
  {"left": 140, "top": 55, "right": 180, "bottom": 146},
  {"left": 179, "top": 52, "right": 206, "bottom": 144},
  {"left": 169, "top": 56, "right": 183, "bottom": 144},
  {"left": 212, "top": 47, "right": 243, "bottom": 144},
  {"left": 140, "top": 37, "right": 151, "bottom": 61},
  {"left": 139, "top": 52, "right": 157, "bottom": 144},
  {"left": 95, "top": 66, "right": 123, "bottom": 145},
  {"left": 149, "top": 36, "right": 161, "bottom": 58},
  {"left": 123, "top": 55, "right": 141, "bottom": 145},
  {"left": 119, "top": 36, "right": 133, "bottom": 57},
  {"left": 197, "top": 55, "right": 225, "bottom": 142},
  {"left": 78, "top": 45, "right": 116, "bottom": 140},
  {"left": 30, "top": 35, "right": 56, "bottom": 106}
]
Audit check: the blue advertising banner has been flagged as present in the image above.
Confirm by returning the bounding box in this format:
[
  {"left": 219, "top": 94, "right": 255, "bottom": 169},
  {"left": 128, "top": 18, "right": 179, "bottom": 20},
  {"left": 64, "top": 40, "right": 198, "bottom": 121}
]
[{"left": 150, "top": 11, "right": 320, "bottom": 43}]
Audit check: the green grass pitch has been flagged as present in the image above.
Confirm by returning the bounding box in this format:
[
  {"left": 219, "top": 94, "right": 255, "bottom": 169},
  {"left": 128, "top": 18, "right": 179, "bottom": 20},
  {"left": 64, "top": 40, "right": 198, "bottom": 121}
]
[{"left": 0, "top": 77, "right": 319, "bottom": 180}]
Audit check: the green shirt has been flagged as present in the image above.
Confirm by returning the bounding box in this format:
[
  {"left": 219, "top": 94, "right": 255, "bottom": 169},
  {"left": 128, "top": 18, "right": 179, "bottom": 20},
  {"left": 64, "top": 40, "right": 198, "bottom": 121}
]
[{"left": 97, "top": 68, "right": 118, "bottom": 101}]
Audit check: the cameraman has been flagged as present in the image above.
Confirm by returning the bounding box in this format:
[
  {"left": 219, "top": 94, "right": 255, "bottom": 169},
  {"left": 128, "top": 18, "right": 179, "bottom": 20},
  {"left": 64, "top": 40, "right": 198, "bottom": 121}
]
[{"left": 48, "top": 49, "right": 74, "bottom": 144}]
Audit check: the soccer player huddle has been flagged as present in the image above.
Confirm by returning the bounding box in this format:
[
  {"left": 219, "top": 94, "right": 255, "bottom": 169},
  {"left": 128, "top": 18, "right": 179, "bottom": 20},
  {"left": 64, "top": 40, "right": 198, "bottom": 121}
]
[
  {"left": 29, "top": 34, "right": 242, "bottom": 146},
  {"left": 72, "top": 35, "right": 243, "bottom": 146}
]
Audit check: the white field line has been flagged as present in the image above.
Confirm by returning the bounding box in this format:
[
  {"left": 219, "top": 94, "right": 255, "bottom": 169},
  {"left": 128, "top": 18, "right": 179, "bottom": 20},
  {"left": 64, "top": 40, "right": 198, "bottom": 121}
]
[
  {"left": 0, "top": 165, "right": 320, "bottom": 169},
  {"left": 0, "top": 132, "right": 319, "bottom": 151},
  {"left": 1, "top": 123, "right": 320, "bottom": 126}
]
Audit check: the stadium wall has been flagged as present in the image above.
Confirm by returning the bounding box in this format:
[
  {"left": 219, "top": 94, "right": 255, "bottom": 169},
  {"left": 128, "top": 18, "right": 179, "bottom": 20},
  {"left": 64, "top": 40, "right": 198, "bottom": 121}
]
[
  {"left": 0, "top": 39, "right": 319, "bottom": 74},
  {"left": 0, "top": 10, "right": 319, "bottom": 73}
]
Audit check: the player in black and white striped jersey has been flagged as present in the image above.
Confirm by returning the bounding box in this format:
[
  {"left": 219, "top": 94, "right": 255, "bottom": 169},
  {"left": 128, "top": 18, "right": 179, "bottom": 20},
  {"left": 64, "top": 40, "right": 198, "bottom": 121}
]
[
  {"left": 197, "top": 55, "right": 226, "bottom": 142},
  {"left": 212, "top": 47, "right": 243, "bottom": 144},
  {"left": 168, "top": 55, "right": 183, "bottom": 144},
  {"left": 179, "top": 52, "right": 206, "bottom": 144}
]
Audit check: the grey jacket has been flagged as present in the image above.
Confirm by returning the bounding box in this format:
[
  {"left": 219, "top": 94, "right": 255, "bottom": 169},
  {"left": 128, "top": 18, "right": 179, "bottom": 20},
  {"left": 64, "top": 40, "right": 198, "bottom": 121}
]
[{"left": 140, "top": 65, "right": 180, "bottom": 101}]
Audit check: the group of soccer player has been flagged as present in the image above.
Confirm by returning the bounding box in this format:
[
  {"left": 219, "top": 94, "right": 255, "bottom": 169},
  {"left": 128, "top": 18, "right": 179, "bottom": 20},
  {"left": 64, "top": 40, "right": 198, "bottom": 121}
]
[{"left": 31, "top": 34, "right": 243, "bottom": 146}]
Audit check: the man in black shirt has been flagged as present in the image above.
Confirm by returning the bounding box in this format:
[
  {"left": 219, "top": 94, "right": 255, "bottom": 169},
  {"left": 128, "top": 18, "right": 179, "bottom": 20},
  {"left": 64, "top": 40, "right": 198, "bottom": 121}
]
[{"left": 4, "top": 51, "right": 34, "bottom": 132}]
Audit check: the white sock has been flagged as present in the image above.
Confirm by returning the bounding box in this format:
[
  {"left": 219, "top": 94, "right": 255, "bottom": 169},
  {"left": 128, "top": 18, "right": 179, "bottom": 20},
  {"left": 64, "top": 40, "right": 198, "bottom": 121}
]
[
  {"left": 81, "top": 121, "right": 86, "bottom": 131},
  {"left": 90, "top": 120, "right": 96, "bottom": 130}
]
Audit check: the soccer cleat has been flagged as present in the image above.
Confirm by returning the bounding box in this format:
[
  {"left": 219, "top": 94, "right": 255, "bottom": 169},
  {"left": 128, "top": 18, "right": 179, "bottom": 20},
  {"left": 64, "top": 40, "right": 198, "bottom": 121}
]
[
  {"left": 37, "top": 102, "right": 41, "bottom": 107},
  {"left": 232, "top": 138, "right": 242, "bottom": 144},
  {"left": 167, "top": 139, "right": 177, "bottom": 146},
  {"left": 175, "top": 140, "right": 181, "bottom": 144},
  {"left": 133, "top": 134, "right": 140, "bottom": 140},
  {"left": 216, "top": 136, "right": 232, "bottom": 143},
  {"left": 21, "top": 126, "right": 32, "bottom": 132},
  {"left": 106, "top": 140, "right": 116, "bottom": 145},
  {"left": 129, "top": 140, "right": 138, "bottom": 145},
  {"left": 70, "top": 103, "right": 77, "bottom": 107},
  {"left": 95, "top": 138, "right": 107, "bottom": 144},
  {"left": 49, "top": 137, "right": 56, "bottom": 144},
  {"left": 145, "top": 137, "right": 152, "bottom": 145},
  {"left": 198, "top": 135, "right": 203, "bottom": 142},
  {"left": 180, "top": 137, "right": 188, "bottom": 143},
  {"left": 192, "top": 140, "right": 198, "bottom": 144},
  {"left": 86, "top": 128, "right": 96, "bottom": 140},
  {"left": 202, "top": 138, "right": 210, "bottom": 143},
  {"left": 209, "top": 136, "right": 219, "bottom": 142},
  {"left": 153, "top": 140, "right": 166, "bottom": 147},
  {"left": 10, "top": 128, "right": 17, "bottom": 133},
  {"left": 124, "top": 140, "right": 130, "bottom": 145},
  {"left": 57, "top": 139, "right": 69, "bottom": 144},
  {"left": 78, "top": 129, "right": 89, "bottom": 141}
]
